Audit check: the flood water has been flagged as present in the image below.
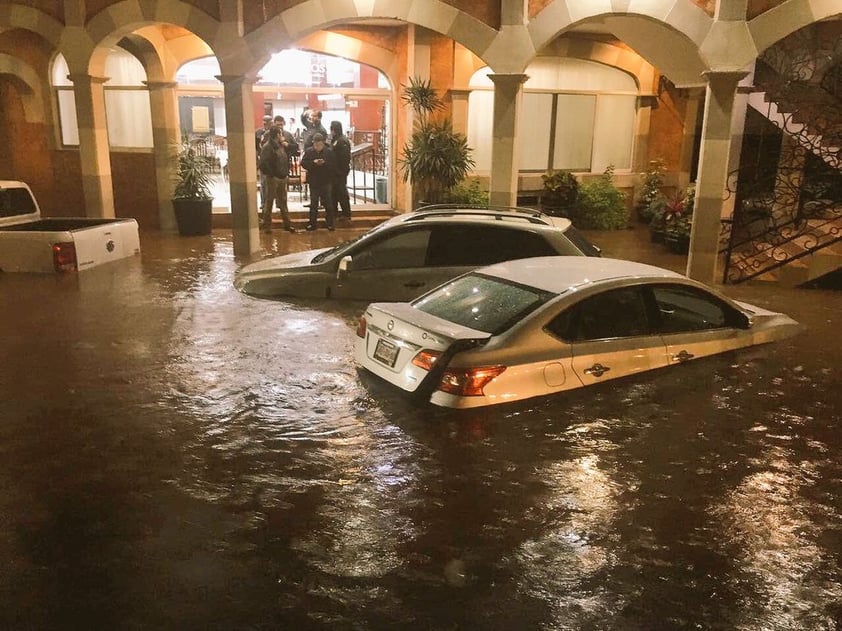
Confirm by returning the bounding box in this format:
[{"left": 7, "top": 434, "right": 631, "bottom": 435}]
[{"left": 1, "top": 226, "right": 840, "bottom": 630}]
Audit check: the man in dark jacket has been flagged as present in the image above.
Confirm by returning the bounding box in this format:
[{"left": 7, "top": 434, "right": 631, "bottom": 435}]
[
  {"left": 300, "top": 132, "right": 335, "bottom": 231},
  {"left": 300, "top": 109, "right": 328, "bottom": 151},
  {"left": 258, "top": 127, "right": 295, "bottom": 233},
  {"left": 329, "top": 121, "right": 352, "bottom": 221}
]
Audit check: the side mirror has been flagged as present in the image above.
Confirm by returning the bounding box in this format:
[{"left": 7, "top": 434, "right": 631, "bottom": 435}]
[{"left": 337, "top": 255, "right": 352, "bottom": 279}]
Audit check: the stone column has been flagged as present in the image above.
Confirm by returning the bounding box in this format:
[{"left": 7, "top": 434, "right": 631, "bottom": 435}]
[
  {"left": 68, "top": 73, "right": 114, "bottom": 218},
  {"left": 217, "top": 74, "right": 260, "bottom": 257},
  {"left": 488, "top": 74, "right": 528, "bottom": 207},
  {"left": 687, "top": 71, "right": 748, "bottom": 284},
  {"left": 145, "top": 81, "right": 180, "bottom": 232}
]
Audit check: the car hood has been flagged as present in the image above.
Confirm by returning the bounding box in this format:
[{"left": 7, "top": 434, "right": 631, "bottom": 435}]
[{"left": 233, "top": 247, "right": 332, "bottom": 288}]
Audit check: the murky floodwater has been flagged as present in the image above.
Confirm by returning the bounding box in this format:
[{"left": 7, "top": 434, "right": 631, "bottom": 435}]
[{"left": 1, "top": 227, "right": 840, "bottom": 629}]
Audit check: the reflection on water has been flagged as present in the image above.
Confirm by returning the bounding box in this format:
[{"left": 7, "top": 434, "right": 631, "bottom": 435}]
[{"left": 0, "top": 229, "right": 840, "bottom": 629}]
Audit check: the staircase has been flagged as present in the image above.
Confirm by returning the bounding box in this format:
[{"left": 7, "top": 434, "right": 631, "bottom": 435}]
[
  {"left": 212, "top": 203, "right": 396, "bottom": 231},
  {"left": 722, "top": 58, "right": 842, "bottom": 286}
]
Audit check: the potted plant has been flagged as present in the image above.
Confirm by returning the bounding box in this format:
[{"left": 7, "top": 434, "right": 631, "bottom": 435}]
[
  {"left": 172, "top": 139, "right": 214, "bottom": 236},
  {"left": 663, "top": 184, "right": 695, "bottom": 254},
  {"left": 570, "top": 165, "right": 628, "bottom": 230},
  {"left": 636, "top": 158, "right": 666, "bottom": 223},
  {"left": 399, "top": 77, "right": 475, "bottom": 206},
  {"left": 540, "top": 169, "right": 578, "bottom": 217}
]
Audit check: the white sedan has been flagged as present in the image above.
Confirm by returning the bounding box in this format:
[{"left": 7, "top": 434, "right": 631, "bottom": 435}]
[{"left": 353, "top": 257, "right": 800, "bottom": 409}]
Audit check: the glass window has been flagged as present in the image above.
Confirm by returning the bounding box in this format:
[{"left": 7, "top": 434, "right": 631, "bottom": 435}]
[
  {"left": 592, "top": 95, "right": 636, "bottom": 172},
  {"left": 467, "top": 90, "right": 493, "bottom": 172},
  {"left": 549, "top": 287, "right": 651, "bottom": 341},
  {"left": 352, "top": 228, "right": 431, "bottom": 270},
  {"left": 51, "top": 51, "right": 152, "bottom": 148},
  {"left": 553, "top": 94, "right": 596, "bottom": 171},
  {"left": 519, "top": 93, "right": 554, "bottom": 170},
  {"left": 468, "top": 58, "right": 638, "bottom": 173},
  {"left": 413, "top": 273, "right": 554, "bottom": 334},
  {"left": 651, "top": 285, "right": 730, "bottom": 333},
  {"left": 425, "top": 225, "right": 557, "bottom": 266}
]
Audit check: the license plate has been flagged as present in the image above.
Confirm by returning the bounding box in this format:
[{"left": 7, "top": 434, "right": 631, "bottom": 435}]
[{"left": 373, "top": 338, "right": 399, "bottom": 367}]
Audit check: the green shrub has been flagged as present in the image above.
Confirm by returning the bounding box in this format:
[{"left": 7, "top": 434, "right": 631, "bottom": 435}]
[
  {"left": 541, "top": 169, "right": 578, "bottom": 215},
  {"left": 442, "top": 178, "right": 489, "bottom": 205},
  {"left": 572, "top": 166, "right": 628, "bottom": 230},
  {"left": 636, "top": 158, "right": 666, "bottom": 222}
]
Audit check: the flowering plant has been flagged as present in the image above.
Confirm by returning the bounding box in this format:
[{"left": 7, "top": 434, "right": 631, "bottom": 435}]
[{"left": 663, "top": 184, "right": 695, "bottom": 238}]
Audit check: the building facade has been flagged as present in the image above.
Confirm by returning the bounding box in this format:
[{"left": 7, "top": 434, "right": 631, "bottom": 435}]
[{"left": 0, "top": 0, "right": 839, "bottom": 283}]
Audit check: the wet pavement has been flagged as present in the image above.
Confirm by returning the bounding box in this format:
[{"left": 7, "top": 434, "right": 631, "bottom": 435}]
[{"left": 1, "top": 224, "right": 840, "bottom": 629}]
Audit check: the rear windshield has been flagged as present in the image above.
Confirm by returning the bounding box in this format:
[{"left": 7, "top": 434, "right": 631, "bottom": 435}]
[
  {"left": 0, "top": 186, "right": 37, "bottom": 218},
  {"left": 412, "top": 273, "right": 554, "bottom": 334}
]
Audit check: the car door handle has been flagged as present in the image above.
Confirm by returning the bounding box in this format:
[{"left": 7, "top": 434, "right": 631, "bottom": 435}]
[
  {"left": 403, "top": 281, "right": 425, "bottom": 288},
  {"left": 584, "top": 363, "right": 611, "bottom": 377},
  {"left": 672, "top": 350, "right": 695, "bottom": 362}
]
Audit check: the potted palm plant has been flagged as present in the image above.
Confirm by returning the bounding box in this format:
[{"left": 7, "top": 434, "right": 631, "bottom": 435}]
[
  {"left": 172, "top": 139, "right": 214, "bottom": 236},
  {"left": 399, "top": 77, "right": 475, "bottom": 207}
]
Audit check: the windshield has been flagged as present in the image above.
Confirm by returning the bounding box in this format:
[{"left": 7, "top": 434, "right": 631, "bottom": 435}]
[
  {"left": 310, "top": 235, "right": 363, "bottom": 263},
  {"left": 412, "top": 273, "right": 555, "bottom": 334}
]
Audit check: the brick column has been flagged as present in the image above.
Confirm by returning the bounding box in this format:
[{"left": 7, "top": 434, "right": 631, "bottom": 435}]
[
  {"left": 217, "top": 74, "right": 260, "bottom": 257},
  {"left": 488, "top": 73, "right": 528, "bottom": 207},
  {"left": 145, "top": 81, "right": 180, "bottom": 232},
  {"left": 687, "top": 71, "right": 748, "bottom": 284},
  {"left": 67, "top": 73, "right": 114, "bottom": 218}
]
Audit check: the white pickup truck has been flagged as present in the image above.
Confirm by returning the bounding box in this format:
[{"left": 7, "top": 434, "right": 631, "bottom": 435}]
[{"left": 0, "top": 180, "right": 140, "bottom": 273}]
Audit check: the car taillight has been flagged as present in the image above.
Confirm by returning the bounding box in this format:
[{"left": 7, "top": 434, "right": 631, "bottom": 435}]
[
  {"left": 437, "top": 365, "right": 506, "bottom": 397},
  {"left": 412, "top": 350, "right": 442, "bottom": 371},
  {"left": 52, "top": 242, "right": 77, "bottom": 272},
  {"left": 355, "top": 316, "right": 367, "bottom": 338}
]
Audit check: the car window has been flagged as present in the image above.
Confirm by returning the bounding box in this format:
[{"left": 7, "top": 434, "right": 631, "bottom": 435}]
[
  {"left": 425, "top": 225, "right": 559, "bottom": 266},
  {"left": 547, "top": 286, "right": 652, "bottom": 341},
  {"left": 353, "top": 228, "right": 431, "bottom": 270},
  {"left": 413, "top": 273, "right": 555, "bottom": 334},
  {"left": 561, "top": 225, "right": 601, "bottom": 257},
  {"left": 651, "top": 285, "right": 730, "bottom": 332}
]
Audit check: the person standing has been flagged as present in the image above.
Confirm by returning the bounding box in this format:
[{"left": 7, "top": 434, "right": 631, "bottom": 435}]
[
  {"left": 300, "top": 132, "right": 335, "bottom": 231},
  {"left": 300, "top": 109, "right": 327, "bottom": 151},
  {"left": 258, "top": 127, "right": 295, "bottom": 233},
  {"left": 256, "top": 114, "right": 273, "bottom": 207},
  {"left": 329, "top": 121, "right": 352, "bottom": 221}
]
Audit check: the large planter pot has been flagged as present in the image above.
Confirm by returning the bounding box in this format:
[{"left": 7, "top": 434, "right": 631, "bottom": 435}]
[
  {"left": 664, "top": 233, "right": 690, "bottom": 254},
  {"left": 173, "top": 198, "right": 213, "bottom": 236},
  {"left": 649, "top": 228, "right": 666, "bottom": 244}
]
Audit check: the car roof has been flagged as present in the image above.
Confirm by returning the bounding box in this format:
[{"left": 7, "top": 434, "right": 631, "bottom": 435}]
[
  {"left": 383, "top": 206, "right": 573, "bottom": 231},
  {"left": 475, "top": 256, "right": 684, "bottom": 294}
]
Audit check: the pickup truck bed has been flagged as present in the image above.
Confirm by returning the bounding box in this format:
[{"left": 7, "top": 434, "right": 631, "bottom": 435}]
[{"left": 0, "top": 181, "right": 141, "bottom": 273}]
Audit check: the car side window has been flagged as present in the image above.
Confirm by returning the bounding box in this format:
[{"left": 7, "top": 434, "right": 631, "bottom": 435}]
[
  {"left": 353, "top": 228, "right": 431, "bottom": 270},
  {"left": 425, "top": 225, "right": 557, "bottom": 266},
  {"left": 651, "top": 285, "right": 730, "bottom": 332},
  {"left": 546, "top": 287, "right": 652, "bottom": 341}
]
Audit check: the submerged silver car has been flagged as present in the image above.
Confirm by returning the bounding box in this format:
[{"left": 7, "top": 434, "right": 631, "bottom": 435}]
[
  {"left": 354, "top": 257, "right": 800, "bottom": 408},
  {"left": 233, "top": 207, "right": 599, "bottom": 301}
]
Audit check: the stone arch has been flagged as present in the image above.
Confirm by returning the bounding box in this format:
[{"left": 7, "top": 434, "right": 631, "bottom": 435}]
[
  {"left": 528, "top": 0, "right": 713, "bottom": 87},
  {"left": 244, "top": 0, "right": 497, "bottom": 68},
  {"left": 534, "top": 38, "right": 657, "bottom": 93},
  {"left": 0, "top": 54, "right": 45, "bottom": 122},
  {"left": 749, "top": 1, "right": 841, "bottom": 57},
  {"left": 81, "top": 0, "right": 221, "bottom": 77},
  {"left": 0, "top": 3, "right": 64, "bottom": 47},
  {"left": 293, "top": 31, "right": 400, "bottom": 90}
]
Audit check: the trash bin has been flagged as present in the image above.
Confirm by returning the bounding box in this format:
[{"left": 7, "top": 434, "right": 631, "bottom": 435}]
[{"left": 375, "top": 177, "right": 387, "bottom": 204}]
